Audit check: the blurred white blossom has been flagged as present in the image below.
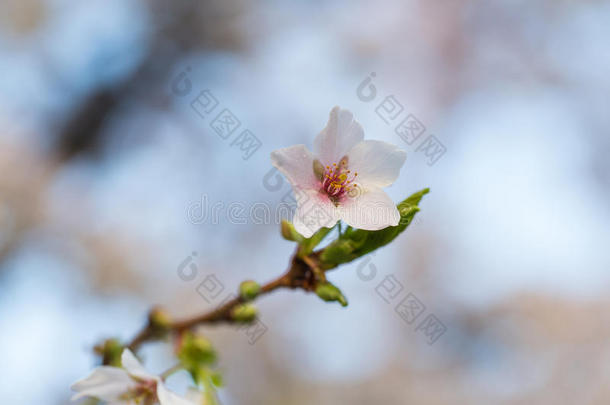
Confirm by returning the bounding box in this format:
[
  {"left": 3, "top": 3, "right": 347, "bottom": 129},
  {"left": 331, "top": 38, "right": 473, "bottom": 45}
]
[{"left": 71, "top": 349, "right": 196, "bottom": 405}]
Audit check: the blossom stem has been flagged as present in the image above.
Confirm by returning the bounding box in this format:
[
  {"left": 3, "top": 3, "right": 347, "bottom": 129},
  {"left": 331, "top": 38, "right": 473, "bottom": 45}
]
[
  {"left": 117, "top": 249, "right": 314, "bottom": 362},
  {"left": 171, "top": 272, "right": 292, "bottom": 331},
  {"left": 161, "top": 364, "right": 184, "bottom": 381}
]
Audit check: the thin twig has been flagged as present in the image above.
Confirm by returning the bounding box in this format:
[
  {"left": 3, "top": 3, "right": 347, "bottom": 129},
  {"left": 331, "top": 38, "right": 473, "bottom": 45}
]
[
  {"left": 116, "top": 251, "right": 311, "bottom": 361},
  {"left": 161, "top": 364, "right": 184, "bottom": 381},
  {"left": 171, "top": 272, "right": 292, "bottom": 331}
]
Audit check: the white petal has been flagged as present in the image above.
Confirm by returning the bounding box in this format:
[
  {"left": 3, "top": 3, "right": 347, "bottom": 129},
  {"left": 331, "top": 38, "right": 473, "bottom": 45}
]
[
  {"left": 346, "top": 140, "right": 406, "bottom": 188},
  {"left": 314, "top": 107, "right": 364, "bottom": 166},
  {"left": 291, "top": 188, "right": 338, "bottom": 238},
  {"left": 71, "top": 366, "right": 135, "bottom": 401},
  {"left": 271, "top": 144, "right": 318, "bottom": 189},
  {"left": 157, "top": 382, "right": 196, "bottom": 405},
  {"left": 337, "top": 187, "right": 400, "bottom": 230},
  {"left": 121, "top": 349, "right": 156, "bottom": 381}
]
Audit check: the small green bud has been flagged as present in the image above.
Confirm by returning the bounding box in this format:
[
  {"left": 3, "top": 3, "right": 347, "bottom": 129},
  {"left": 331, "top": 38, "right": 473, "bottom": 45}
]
[
  {"left": 231, "top": 303, "right": 258, "bottom": 323},
  {"left": 148, "top": 307, "right": 172, "bottom": 332},
  {"left": 281, "top": 220, "right": 303, "bottom": 242},
  {"left": 315, "top": 283, "right": 348, "bottom": 307},
  {"left": 239, "top": 280, "right": 261, "bottom": 301},
  {"left": 178, "top": 333, "right": 218, "bottom": 386},
  {"left": 95, "top": 338, "right": 124, "bottom": 366},
  {"left": 178, "top": 332, "right": 217, "bottom": 369}
]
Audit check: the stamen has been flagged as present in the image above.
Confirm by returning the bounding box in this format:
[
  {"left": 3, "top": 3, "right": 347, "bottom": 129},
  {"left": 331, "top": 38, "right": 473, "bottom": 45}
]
[{"left": 321, "top": 160, "right": 359, "bottom": 202}]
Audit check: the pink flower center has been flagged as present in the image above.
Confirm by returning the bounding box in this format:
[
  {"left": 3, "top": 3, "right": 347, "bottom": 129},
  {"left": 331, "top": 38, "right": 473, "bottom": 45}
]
[{"left": 321, "top": 160, "right": 358, "bottom": 201}]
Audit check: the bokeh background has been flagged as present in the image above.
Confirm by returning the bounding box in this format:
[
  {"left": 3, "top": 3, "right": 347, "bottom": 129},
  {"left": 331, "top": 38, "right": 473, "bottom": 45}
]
[{"left": 1, "top": 0, "right": 610, "bottom": 404}]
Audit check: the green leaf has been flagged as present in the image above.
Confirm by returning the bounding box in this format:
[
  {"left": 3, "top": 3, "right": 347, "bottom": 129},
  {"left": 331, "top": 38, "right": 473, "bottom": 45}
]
[
  {"left": 315, "top": 282, "right": 348, "bottom": 307},
  {"left": 319, "top": 188, "right": 429, "bottom": 268}
]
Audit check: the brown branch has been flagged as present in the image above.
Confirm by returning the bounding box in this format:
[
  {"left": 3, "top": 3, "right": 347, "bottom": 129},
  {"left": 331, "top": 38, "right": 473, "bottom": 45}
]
[
  {"left": 117, "top": 250, "right": 317, "bottom": 361},
  {"left": 171, "top": 272, "right": 293, "bottom": 331}
]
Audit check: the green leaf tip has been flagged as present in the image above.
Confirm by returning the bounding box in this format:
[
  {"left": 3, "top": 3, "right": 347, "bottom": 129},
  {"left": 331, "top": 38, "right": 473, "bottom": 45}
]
[{"left": 319, "top": 188, "right": 430, "bottom": 268}]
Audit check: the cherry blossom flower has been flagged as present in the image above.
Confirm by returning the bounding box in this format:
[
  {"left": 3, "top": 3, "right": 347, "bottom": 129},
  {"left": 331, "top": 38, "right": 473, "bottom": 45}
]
[
  {"left": 71, "top": 349, "right": 194, "bottom": 405},
  {"left": 271, "top": 106, "right": 407, "bottom": 237}
]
